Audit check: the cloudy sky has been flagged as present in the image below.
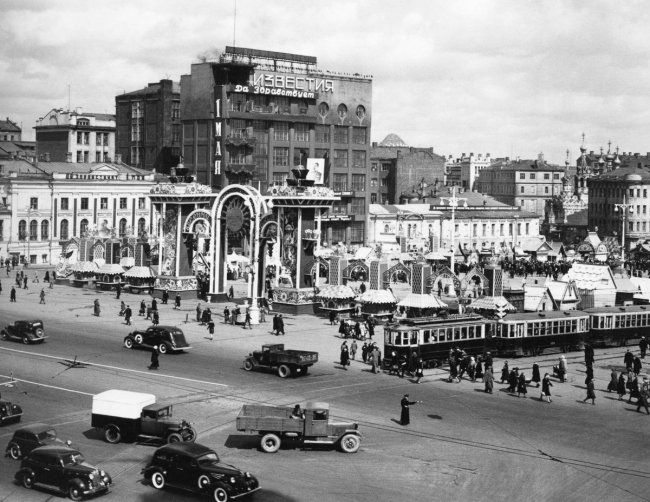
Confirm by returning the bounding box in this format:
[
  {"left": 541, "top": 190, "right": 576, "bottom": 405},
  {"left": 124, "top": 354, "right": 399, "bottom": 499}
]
[{"left": 1, "top": 0, "right": 649, "bottom": 164}]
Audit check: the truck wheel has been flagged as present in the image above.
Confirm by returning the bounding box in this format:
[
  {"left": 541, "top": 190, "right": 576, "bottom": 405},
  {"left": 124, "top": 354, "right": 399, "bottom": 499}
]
[
  {"left": 340, "top": 434, "right": 360, "bottom": 453},
  {"left": 34, "top": 328, "right": 44, "bottom": 338},
  {"left": 185, "top": 427, "right": 197, "bottom": 442},
  {"left": 68, "top": 484, "right": 83, "bottom": 501},
  {"left": 22, "top": 335, "right": 30, "bottom": 345},
  {"left": 21, "top": 472, "right": 34, "bottom": 489},
  {"left": 158, "top": 343, "right": 168, "bottom": 354},
  {"left": 134, "top": 334, "right": 143, "bottom": 344},
  {"left": 167, "top": 433, "right": 183, "bottom": 443},
  {"left": 213, "top": 487, "right": 229, "bottom": 502},
  {"left": 1, "top": 331, "right": 8, "bottom": 340},
  {"left": 124, "top": 338, "right": 133, "bottom": 349},
  {"left": 151, "top": 472, "right": 165, "bottom": 489},
  {"left": 104, "top": 426, "right": 121, "bottom": 444},
  {"left": 9, "top": 444, "right": 21, "bottom": 459},
  {"left": 260, "top": 433, "right": 281, "bottom": 453},
  {"left": 277, "top": 365, "right": 291, "bottom": 378},
  {"left": 243, "top": 360, "right": 254, "bottom": 371}
]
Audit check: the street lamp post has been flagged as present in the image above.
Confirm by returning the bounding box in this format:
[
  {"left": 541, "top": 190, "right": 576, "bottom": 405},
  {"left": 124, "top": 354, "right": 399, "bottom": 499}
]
[
  {"left": 440, "top": 186, "right": 468, "bottom": 274},
  {"left": 615, "top": 193, "right": 634, "bottom": 262}
]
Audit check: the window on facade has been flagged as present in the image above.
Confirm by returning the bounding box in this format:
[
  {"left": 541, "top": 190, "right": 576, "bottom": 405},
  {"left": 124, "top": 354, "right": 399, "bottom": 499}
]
[
  {"left": 315, "top": 125, "right": 330, "bottom": 143},
  {"left": 172, "top": 124, "right": 181, "bottom": 143},
  {"left": 138, "top": 198, "right": 145, "bottom": 210},
  {"left": 350, "top": 197, "right": 366, "bottom": 214},
  {"left": 333, "top": 174, "right": 348, "bottom": 192},
  {"left": 381, "top": 178, "right": 388, "bottom": 187},
  {"left": 80, "top": 198, "right": 89, "bottom": 210},
  {"left": 138, "top": 218, "right": 146, "bottom": 236},
  {"left": 355, "top": 105, "right": 366, "bottom": 119},
  {"left": 331, "top": 200, "right": 347, "bottom": 215},
  {"left": 231, "top": 146, "right": 248, "bottom": 164},
  {"left": 370, "top": 193, "right": 377, "bottom": 203},
  {"left": 353, "top": 127, "right": 366, "bottom": 145},
  {"left": 509, "top": 223, "right": 513, "bottom": 235},
  {"left": 517, "top": 223, "right": 521, "bottom": 235},
  {"left": 83, "top": 151, "right": 89, "bottom": 163},
  {"left": 230, "top": 119, "right": 247, "bottom": 138},
  {"left": 331, "top": 224, "right": 346, "bottom": 242},
  {"left": 131, "top": 147, "right": 140, "bottom": 166},
  {"left": 119, "top": 198, "right": 127, "bottom": 209},
  {"left": 526, "top": 223, "right": 530, "bottom": 235},
  {"left": 352, "top": 174, "right": 366, "bottom": 191},
  {"left": 61, "top": 198, "right": 69, "bottom": 210},
  {"left": 95, "top": 152, "right": 102, "bottom": 162},
  {"left": 544, "top": 173, "right": 550, "bottom": 180},
  {"left": 520, "top": 186, "right": 525, "bottom": 193},
  {"left": 131, "top": 117, "right": 142, "bottom": 141},
  {"left": 519, "top": 173, "right": 525, "bottom": 179},
  {"left": 318, "top": 102, "right": 329, "bottom": 116},
  {"left": 76, "top": 151, "right": 83, "bottom": 163},
  {"left": 60, "top": 220, "right": 69, "bottom": 240},
  {"left": 77, "top": 118, "right": 89, "bottom": 126},
  {"left": 554, "top": 173, "right": 560, "bottom": 180},
  {"left": 382, "top": 163, "right": 391, "bottom": 172},
  {"left": 545, "top": 186, "right": 549, "bottom": 194},
  {"left": 99, "top": 197, "right": 107, "bottom": 210},
  {"left": 482, "top": 224, "right": 486, "bottom": 236},
  {"left": 80, "top": 219, "right": 88, "bottom": 236},
  {"left": 41, "top": 220, "right": 48, "bottom": 240},
  {"left": 371, "top": 162, "right": 378, "bottom": 172},
  {"left": 294, "top": 123, "right": 309, "bottom": 142},
  {"left": 472, "top": 224, "right": 477, "bottom": 237},
  {"left": 272, "top": 173, "right": 288, "bottom": 185},
  {"left": 334, "top": 150, "right": 348, "bottom": 167},
  {"left": 352, "top": 150, "right": 366, "bottom": 168},
  {"left": 18, "top": 220, "right": 26, "bottom": 241},
  {"left": 119, "top": 218, "right": 127, "bottom": 237},
  {"left": 30, "top": 220, "right": 38, "bottom": 241},
  {"left": 500, "top": 223, "right": 504, "bottom": 235},
  {"left": 273, "top": 147, "right": 289, "bottom": 166},
  {"left": 370, "top": 178, "right": 378, "bottom": 188},
  {"left": 491, "top": 224, "right": 495, "bottom": 235},
  {"left": 530, "top": 173, "right": 536, "bottom": 180},
  {"left": 638, "top": 189, "right": 642, "bottom": 197},
  {"left": 350, "top": 222, "right": 364, "bottom": 242},
  {"left": 172, "top": 101, "right": 180, "bottom": 119},
  {"left": 29, "top": 197, "right": 38, "bottom": 210},
  {"left": 274, "top": 122, "right": 289, "bottom": 141},
  {"left": 630, "top": 189, "right": 634, "bottom": 198},
  {"left": 337, "top": 104, "right": 348, "bottom": 118},
  {"left": 333, "top": 126, "right": 348, "bottom": 144}
]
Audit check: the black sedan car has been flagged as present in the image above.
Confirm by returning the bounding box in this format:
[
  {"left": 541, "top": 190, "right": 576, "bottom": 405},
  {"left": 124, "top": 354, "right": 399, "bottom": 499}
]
[
  {"left": 0, "top": 398, "right": 22, "bottom": 426},
  {"left": 1, "top": 320, "right": 47, "bottom": 344},
  {"left": 15, "top": 445, "right": 111, "bottom": 500},
  {"left": 6, "top": 423, "right": 68, "bottom": 460},
  {"left": 142, "top": 443, "right": 260, "bottom": 502},
  {"left": 123, "top": 326, "right": 191, "bottom": 354}
]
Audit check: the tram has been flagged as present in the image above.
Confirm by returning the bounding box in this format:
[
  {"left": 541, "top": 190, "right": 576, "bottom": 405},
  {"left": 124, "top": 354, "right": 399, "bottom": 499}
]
[
  {"left": 383, "top": 314, "right": 495, "bottom": 368},
  {"left": 584, "top": 306, "right": 650, "bottom": 347},
  {"left": 493, "top": 310, "right": 590, "bottom": 356}
]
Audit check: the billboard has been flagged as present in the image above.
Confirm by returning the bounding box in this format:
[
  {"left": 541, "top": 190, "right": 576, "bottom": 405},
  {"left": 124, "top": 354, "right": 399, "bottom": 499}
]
[{"left": 306, "top": 158, "right": 324, "bottom": 185}]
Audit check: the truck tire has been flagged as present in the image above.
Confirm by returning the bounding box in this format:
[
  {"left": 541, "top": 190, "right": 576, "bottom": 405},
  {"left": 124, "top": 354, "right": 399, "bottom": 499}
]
[
  {"left": 260, "top": 433, "right": 281, "bottom": 453},
  {"left": 22, "top": 335, "right": 30, "bottom": 345},
  {"left": 151, "top": 471, "right": 165, "bottom": 489},
  {"left": 167, "top": 433, "right": 183, "bottom": 443},
  {"left": 243, "top": 360, "right": 254, "bottom": 371},
  {"left": 185, "top": 427, "right": 197, "bottom": 442},
  {"left": 34, "top": 328, "right": 44, "bottom": 338},
  {"left": 1, "top": 330, "right": 8, "bottom": 340},
  {"left": 213, "top": 487, "right": 229, "bottom": 502},
  {"left": 124, "top": 338, "right": 133, "bottom": 349},
  {"left": 104, "top": 426, "right": 122, "bottom": 444},
  {"left": 340, "top": 434, "right": 360, "bottom": 453},
  {"left": 277, "top": 364, "right": 291, "bottom": 378}
]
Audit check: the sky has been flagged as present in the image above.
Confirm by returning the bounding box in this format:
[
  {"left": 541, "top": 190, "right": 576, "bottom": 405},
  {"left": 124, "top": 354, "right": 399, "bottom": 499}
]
[{"left": 1, "top": 0, "right": 650, "bottom": 164}]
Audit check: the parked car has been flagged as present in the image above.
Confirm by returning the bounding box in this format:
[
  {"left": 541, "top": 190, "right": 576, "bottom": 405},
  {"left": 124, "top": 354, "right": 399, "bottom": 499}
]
[
  {"left": 123, "top": 326, "right": 191, "bottom": 354},
  {"left": 1, "top": 320, "right": 47, "bottom": 344},
  {"left": 91, "top": 390, "right": 197, "bottom": 444},
  {"left": 142, "top": 443, "right": 260, "bottom": 501},
  {"left": 15, "top": 445, "right": 111, "bottom": 500},
  {"left": 243, "top": 344, "right": 318, "bottom": 378},
  {"left": 6, "top": 424, "right": 69, "bottom": 460},
  {"left": 0, "top": 398, "right": 23, "bottom": 426}
]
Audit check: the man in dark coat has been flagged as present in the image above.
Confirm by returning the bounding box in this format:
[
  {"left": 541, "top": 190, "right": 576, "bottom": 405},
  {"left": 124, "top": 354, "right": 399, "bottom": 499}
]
[
  {"left": 277, "top": 315, "right": 285, "bottom": 335},
  {"left": 115, "top": 284, "right": 121, "bottom": 299},
  {"left": 640, "top": 337, "right": 648, "bottom": 359},
  {"left": 633, "top": 356, "right": 643, "bottom": 377},
  {"left": 329, "top": 310, "right": 337, "bottom": 325},
  {"left": 149, "top": 346, "right": 160, "bottom": 370},
  {"left": 23, "top": 276, "right": 27, "bottom": 289},
  {"left": 162, "top": 289, "right": 169, "bottom": 304},
  {"left": 400, "top": 394, "right": 422, "bottom": 425},
  {"left": 272, "top": 314, "right": 279, "bottom": 335},
  {"left": 484, "top": 352, "right": 493, "bottom": 372},
  {"left": 139, "top": 300, "right": 146, "bottom": 316},
  {"left": 624, "top": 350, "right": 635, "bottom": 371},
  {"left": 367, "top": 318, "right": 375, "bottom": 339},
  {"left": 10, "top": 286, "right": 16, "bottom": 302},
  {"left": 174, "top": 293, "right": 181, "bottom": 309},
  {"left": 584, "top": 344, "right": 595, "bottom": 367},
  {"left": 152, "top": 311, "right": 160, "bottom": 326},
  {"left": 152, "top": 298, "right": 158, "bottom": 312},
  {"left": 124, "top": 305, "right": 132, "bottom": 326}
]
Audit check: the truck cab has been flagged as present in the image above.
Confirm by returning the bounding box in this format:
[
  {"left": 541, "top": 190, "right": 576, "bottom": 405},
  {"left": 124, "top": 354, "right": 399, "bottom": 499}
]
[
  {"left": 141, "top": 404, "right": 176, "bottom": 437},
  {"left": 256, "top": 344, "right": 284, "bottom": 365}
]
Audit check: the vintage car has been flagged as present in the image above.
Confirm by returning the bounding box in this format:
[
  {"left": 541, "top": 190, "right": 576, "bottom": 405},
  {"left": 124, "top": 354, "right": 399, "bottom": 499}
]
[
  {"left": 142, "top": 443, "right": 260, "bottom": 502},
  {"left": 6, "top": 423, "right": 69, "bottom": 460},
  {"left": 0, "top": 398, "right": 22, "bottom": 426},
  {"left": 1, "top": 320, "right": 47, "bottom": 344},
  {"left": 243, "top": 344, "right": 318, "bottom": 378},
  {"left": 15, "top": 445, "right": 112, "bottom": 500},
  {"left": 123, "top": 326, "right": 191, "bottom": 354}
]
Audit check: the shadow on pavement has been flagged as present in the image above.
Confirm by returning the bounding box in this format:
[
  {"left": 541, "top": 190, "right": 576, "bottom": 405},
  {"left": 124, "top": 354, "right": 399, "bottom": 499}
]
[
  {"left": 82, "top": 427, "right": 104, "bottom": 441},
  {"left": 224, "top": 434, "right": 260, "bottom": 450},
  {"left": 427, "top": 414, "right": 442, "bottom": 420},
  {"left": 390, "top": 419, "right": 402, "bottom": 425}
]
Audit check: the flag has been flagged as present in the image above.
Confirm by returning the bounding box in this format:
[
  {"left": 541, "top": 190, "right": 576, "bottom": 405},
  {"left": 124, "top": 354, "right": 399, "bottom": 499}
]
[{"left": 322, "top": 151, "right": 331, "bottom": 186}]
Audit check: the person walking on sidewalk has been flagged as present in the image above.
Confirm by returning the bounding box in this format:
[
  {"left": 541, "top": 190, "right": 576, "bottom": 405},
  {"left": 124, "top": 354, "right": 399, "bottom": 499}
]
[
  {"left": 146, "top": 304, "right": 152, "bottom": 320},
  {"left": 162, "top": 288, "right": 169, "bottom": 305},
  {"left": 340, "top": 343, "right": 349, "bottom": 370},
  {"left": 350, "top": 340, "right": 357, "bottom": 360},
  {"left": 617, "top": 372, "right": 627, "bottom": 400},
  {"left": 39, "top": 288, "right": 45, "bottom": 304},
  {"left": 517, "top": 371, "right": 528, "bottom": 398},
  {"left": 532, "top": 363, "right": 541, "bottom": 387},
  {"left": 633, "top": 355, "right": 643, "bottom": 377},
  {"left": 607, "top": 369, "right": 618, "bottom": 393},
  {"left": 196, "top": 303, "right": 202, "bottom": 323},
  {"left": 583, "top": 377, "right": 596, "bottom": 405},
  {"left": 148, "top": 346, "right": 160, "bottom": 370},
  {"left": 636, "top": 377, "right": 650, "bottom": 414},
  {"left": 124, "top": 305, "right": 133, "bottom": 326},
  {"left": 624, "top": 349, "right": 634, "bottom": 371},
  {"left": 484, "top": 367, "right": 494, "bottom": 393},
  {"left": 243, "top": 310, "right": 252, "bottom": 329},
  {"left": 414, "top": 357, "right": 424, "bottom": 384},
  {"left": 152, "top": 311, "right": 160, "bottom": 326},
  {"left": 276, "top": 315, "right": 285, "bottom": 335},
  {"left": 115, "top": 284, "right": 121, "bottom": 299},
  {"left": 228, "top": 285, "right": 234, "bottom": 299},
  {"left": 93, "top": 299, "right": 100, "bottom": 316},
  {"left": 640, "top": 336, "right": 648, "bottom": 359},
  {"left": 152, "top": 298, "right": 158, "bottom": 313},
  {"left": 139, "top": 300, "right": 146, "bottom": 316},
  {"left": 541, "top": 374, "right": 553, "bottom": 403},
  {"left": 224, "top": 306, "right": 231, "bottom": 324},
  {"left": 174, "top": 293, "right": 181, "bottom": 310},
  {"left": 400, "top": 394, "right": 422, "bottom": 426},
  {"left": 207, "top": 320, "right": 215, "bottom": 340},
  {"left": 23, "top": 276, "right": 27, "bottom": 289},
  {"left": 10, "top": 286, "right": 16, "bottom": 302}
]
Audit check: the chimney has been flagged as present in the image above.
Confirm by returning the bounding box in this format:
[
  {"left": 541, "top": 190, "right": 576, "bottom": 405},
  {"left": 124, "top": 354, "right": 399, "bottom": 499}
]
[
  {"left": 66, "top": 152, "right": 73, "bottom": 163},
  {"left": 372, "top": 141, "right": 377, "bottom": 147},
  {"left": 75, "top": 106, "right": 82, "bottom": 115},
  {"left": 516, "top": 156, "right": 520, "bottom": 162},
  {"left": 590, "top": 151, "right": 594, "bottom": 155},
  {"left": 538, "top": 152, "right": 544, "bottom": 161},
  {"left": 114, "top": 153, "right": 122, "bottom": 164},
  {"left": 43, "top": 152, "right": 50, "bottom": 162}
]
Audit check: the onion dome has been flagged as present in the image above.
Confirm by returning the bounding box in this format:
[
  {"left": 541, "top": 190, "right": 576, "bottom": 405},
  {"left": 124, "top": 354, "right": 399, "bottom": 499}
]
[
  {"left": 580, "top": 144, "right": 587, "bottom": 153},
  {"left": 599, "top": 156, "right": 605, "bottom": 165},
  {"left": 613, "top": 155, "right": 621, "bottom": 166}
]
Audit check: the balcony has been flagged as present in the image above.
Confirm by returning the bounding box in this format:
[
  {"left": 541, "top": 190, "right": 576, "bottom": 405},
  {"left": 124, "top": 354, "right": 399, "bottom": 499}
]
[
  {"left": 225, "top": 135, "right": 257, "bottom": 148},
  {"left": 226, "top": 163, "right": 256, "bottom": 175}
]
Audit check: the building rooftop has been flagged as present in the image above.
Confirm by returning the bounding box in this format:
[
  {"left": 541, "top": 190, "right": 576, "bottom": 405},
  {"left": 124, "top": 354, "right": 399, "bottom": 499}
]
[
  {"left": 592, "top": 166, "right": 650, "bottom": 181},
  {"left": 486, "top": 158, "right": 565, "bottom": 172},
  {"left": 377, "top": 133, "right": 408, "bottom": 148},
  {"left": 34, "top": 162, "right": 150, "bottom": 176},
  {"left": 0, "top": 118, "right": 21, "bottom": 133},
  {"left": 119, "top": 81, "right": 181, "bottom": 97},
  {"left": 70, "top": 112, "right": 115, "bottom": 121},
  {"left": 565, "top": 208, "right": 588, "bottom": 226}
]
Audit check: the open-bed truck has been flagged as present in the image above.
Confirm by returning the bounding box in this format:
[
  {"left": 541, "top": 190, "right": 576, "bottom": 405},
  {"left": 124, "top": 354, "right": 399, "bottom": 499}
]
[{"left": 236, "top": 402, "right": 361, "bottom": 453}]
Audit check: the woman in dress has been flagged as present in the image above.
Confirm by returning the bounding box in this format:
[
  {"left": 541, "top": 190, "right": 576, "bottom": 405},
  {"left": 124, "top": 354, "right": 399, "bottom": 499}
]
[
  {"left": 583, "top": 377, "right": 596, "bottom": 405},
  {"left": 500, "top": 361, "right": 509, "bottom": 384},
  {"left": 617, "top": 372, "right": 627, "bottom": 400},
  {"left": 541, "top": 373, "right": 553, "bottom": 403},
  {"left": 517, "top": 371, "right": 528, "bottom": 398},
  {"left": 607, "top": 369, "right": 618, "bottom": 393},
  {"left": 531, "top": 363, "right": 541, "bottom": 388},
  {"left": 475, "top": 356, "right": 484, "bottom": 381},
  {"left": 340, "top": 344, "right": 349, "bottom": 371},
  {"left": 484, "top": 367, "right": 494, "bottom": 394}
]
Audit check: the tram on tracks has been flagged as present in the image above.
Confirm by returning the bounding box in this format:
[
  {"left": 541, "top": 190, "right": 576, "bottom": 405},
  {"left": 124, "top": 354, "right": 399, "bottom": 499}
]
[
  {"left": 493, "top": 310, "right": 590, "bottom": 356},
  {"left": 383, "top": 314, "right": 495, "bottom": 368},
  {"left": 584, "top": 306, "right": 650, "bottom": 347}
]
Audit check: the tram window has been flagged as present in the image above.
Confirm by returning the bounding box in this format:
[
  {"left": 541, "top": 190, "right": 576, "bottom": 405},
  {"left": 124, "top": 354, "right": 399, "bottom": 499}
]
[
  {"left": 572, "top": 319, "right": 578, "bottom": 331},
  {"left": 626, "top": 316, "right": 631, "bottom": 328},
  {"left": 605, "top": 316, "right": 612, "bottom": 329},
  {"left": 477, "top": 325, "right": 483, "bottom": 338},
  {"left": 527, "top": 323, "right": 533, "bottom": 336},
  {"left": 598, "top": 317, "right": 605, "bottom": 329},
  {"left": 642, "top": 314, "right": 647, "bottom": 326},
  {"left": 558, "top": 321, "right": 564, "bottom": 334},
  {"left": 516, "top": 323, "right": 524, "bottom": 337},
  {"left": 508, "top": 324, "right": 515, "bottom": 338},
  {"left": 422, "top": 330, "right": 430, "bottom": 344},
  {"left": 447, "top": 327, "right": 453, "bottom": 340},
  {"left": 461, "top": 327, "right": 467, "bottom": 339},
  {"left": 393, "top": 333, "right": 400, "bottom": 345},
  {"left": 615, "top": 316, "right": 620, "bottom": 328},
  {"left": 552, "top": 321, "right": 558, "bottom": 335},
  {"left": 384, "top": 331, "right": 390, "bottom": 344},
  {"left": 469, "top": 326, "right": 474, "bottom": 339},
  {"left": 454, "top": 327, "right": 460, "bottom": 340},
  {"left": 434, "top": 329, "right": 442, "bottom": 342}
]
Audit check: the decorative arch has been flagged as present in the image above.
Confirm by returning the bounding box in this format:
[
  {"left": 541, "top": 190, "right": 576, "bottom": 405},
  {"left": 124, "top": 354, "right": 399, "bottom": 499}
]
[
  {"left": 121, "top": 244, "right": 135, "bottom": 258},
  {"left": 426, "top": 265, "right": 461, "bottom": 294},
  {"left": 183, "top": 209, "right": 212, "bottom": 237},
  {"left": 303, "top": 258, "right": 330, "bottom": 286},
  {"left": 382, "top": 262, "right": 411, "bottom": 286},
  {"left": 460, "top": 266, "right": 489, "bottom": 296},
  {"left": 342, "top": 259, "right": 369, "bottom": 282},
  {"left": 90, "top": 241, "right": 105, "bottom": 260}
]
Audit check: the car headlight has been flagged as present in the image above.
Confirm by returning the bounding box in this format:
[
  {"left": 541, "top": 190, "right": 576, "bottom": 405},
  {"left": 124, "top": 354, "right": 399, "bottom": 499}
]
[
  {"left": 245, "top": 472, "right": 251, "bottom": 478},
  {"left": 79, "top": 482, "right": 85, "bottom": 488},
  {"left": 89, "top": 474, "right": 94, "bottom": 480},
  {"left": 100, "top": 470, "right": 105, "bottom": 477},
  {"left": 230, "top": 477, "right": 236, "bottom": 483}
]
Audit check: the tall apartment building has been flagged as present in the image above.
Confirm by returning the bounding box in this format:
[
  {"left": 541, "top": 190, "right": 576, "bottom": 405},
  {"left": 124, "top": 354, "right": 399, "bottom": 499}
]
[
  {"left": 477, "top": 154, "right": 565, "bottom": 216},
  {"left": 0, "top": 118, "right": 21, "bottom": 141},
  {"left": 370, "top": 134, "right": 445, "bottom": 205},
  {"left": 34, "top": 109, "right": 115, "bottom": 163},
  {"left": 115, "top": 79, "right": 181, "bottom": 173},
  {"left": 444, "top": 152, "right": 493, "bottom": 189},
  {"left": 180, "top": 46, "right": 373, "bottom": 245}
]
